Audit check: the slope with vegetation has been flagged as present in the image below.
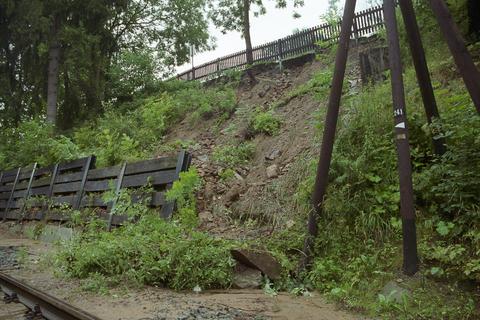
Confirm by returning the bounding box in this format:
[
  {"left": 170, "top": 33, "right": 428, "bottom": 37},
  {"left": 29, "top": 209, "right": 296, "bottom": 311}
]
[{"left": 1, "top": 1, "right": 479, "bottom": 320}]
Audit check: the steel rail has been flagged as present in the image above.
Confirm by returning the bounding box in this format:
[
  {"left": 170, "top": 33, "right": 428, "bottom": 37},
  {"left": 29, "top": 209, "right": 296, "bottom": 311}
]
[{"left": 0, "top": 272, "right": 102, "bottom": 320}]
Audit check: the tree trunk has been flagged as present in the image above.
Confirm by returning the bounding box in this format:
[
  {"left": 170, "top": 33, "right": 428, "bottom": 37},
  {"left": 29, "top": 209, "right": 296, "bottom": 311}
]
[
  {"left": 468, "top": 0, "right": 480, "bottom": 39},
  {"left": 243, "top": 0, "right": 256, "bottom": 83},
  {"left": 46, "top": 16, "right": 61, "bottom": 125}
]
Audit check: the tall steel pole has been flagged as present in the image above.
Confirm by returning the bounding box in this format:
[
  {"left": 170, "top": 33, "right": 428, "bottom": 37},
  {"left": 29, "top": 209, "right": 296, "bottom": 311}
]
[
  {"left": 384, "top": 0, "right": 419, "bottom": 275},
  {"left": 429, "top": 0, "right": 480, "bottom": 114},
  {"left": 301, "top": 0, "right": 357, "bottom": 269},
  {"left": 399, "top": 0, "right": 446, "bottom": 155}
]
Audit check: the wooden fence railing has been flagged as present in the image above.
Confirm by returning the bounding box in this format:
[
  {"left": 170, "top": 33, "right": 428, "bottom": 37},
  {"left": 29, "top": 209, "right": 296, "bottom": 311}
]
[
  {"left": 177, "top": 5, "right": 385, "bottom": 81},
  {"left": 0, "top": 151, "right": 191, "bottom": 229}
]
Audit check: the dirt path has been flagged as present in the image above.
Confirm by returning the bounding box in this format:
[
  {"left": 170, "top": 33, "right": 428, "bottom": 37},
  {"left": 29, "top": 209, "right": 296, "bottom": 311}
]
[{"left": 0, "top": 224, "right": 368, "bottom": 320}]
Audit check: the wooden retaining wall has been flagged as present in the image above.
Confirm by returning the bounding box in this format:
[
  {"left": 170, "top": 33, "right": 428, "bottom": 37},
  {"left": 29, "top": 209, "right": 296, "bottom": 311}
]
[{"left": 0, "top": 151, "right": 191, "bottom": 229}]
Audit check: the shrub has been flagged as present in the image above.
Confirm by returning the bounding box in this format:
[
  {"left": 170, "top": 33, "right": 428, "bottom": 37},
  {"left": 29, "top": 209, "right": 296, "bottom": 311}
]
[
  {"left": 0, "top": 119, "right": 81, "bottom": 168},
  {"left": 166, "top": 168, "right": 202, "bottom": 228},
  {"left": 212, "top": 142, "right": 255, "bottom": 168},
  {"left": 55, "top": 214, "right": 235, "bottom": 290},
  {"left": 249, "top": 108, "right": 282, "bottom": 136}
]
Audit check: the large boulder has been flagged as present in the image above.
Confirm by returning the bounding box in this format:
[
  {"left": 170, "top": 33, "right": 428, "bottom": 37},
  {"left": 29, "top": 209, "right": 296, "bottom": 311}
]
[{"left": 230, "top": 249, "right": 282, "bottom": 280}]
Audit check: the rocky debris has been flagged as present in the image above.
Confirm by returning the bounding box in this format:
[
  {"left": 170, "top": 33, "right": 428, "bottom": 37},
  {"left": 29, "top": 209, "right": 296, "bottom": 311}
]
[
  {"left": 265, "top": 149, "right": 281, "bottom": 161},
  {"left": 231, "top": 249, "right": 282, "bottom": 280},
  {"left": 0, "top": 246, "right": 19, "bottom": 270},
  {"left": 232, "top": 263, "right": 263, "bottom": 289},
  {"left": 266, "top": 164, "right": 279, "bottom": 179},
  {"left": 224, "top": 187, "right": 241, "bottom": 206}
]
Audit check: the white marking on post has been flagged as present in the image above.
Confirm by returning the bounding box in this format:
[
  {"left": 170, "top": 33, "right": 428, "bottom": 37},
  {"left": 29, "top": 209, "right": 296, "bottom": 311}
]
[{"left": 395, "top": 122, "right": 406, "bottom": 129}]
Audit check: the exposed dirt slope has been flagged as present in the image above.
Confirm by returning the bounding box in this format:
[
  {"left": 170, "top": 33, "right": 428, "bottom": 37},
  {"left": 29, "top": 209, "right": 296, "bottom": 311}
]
[{"left": 163, "top": 50, "right": 362, "bottom": 239}]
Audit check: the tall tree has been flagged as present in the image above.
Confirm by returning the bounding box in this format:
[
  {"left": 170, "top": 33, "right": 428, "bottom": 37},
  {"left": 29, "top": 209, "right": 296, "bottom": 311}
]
[
  {"left": 208, "top": 0, "right": 304, "bottom": 82},
  {"left": 0, "top": 0, "right": 212, "bottom": 128}
]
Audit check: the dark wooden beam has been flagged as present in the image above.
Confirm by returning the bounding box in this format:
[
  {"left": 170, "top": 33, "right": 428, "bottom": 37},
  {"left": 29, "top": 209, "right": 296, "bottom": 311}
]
[
  {"left": 384, "top": 0, "right": 419, "bottom": 276},
  {"left": 301, "top": 0, "right": 358, "bottom": 270}
]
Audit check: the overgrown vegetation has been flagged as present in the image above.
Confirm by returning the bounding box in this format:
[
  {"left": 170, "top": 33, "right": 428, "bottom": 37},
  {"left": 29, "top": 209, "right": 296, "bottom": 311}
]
[
  {"left": 0, "top": 81, "right": 237, "bottom": 168},
  {"left": 248, "top": 108, "right": 282, "bottom": 136},
  {"left": 56, "top": 168, "right": 235, "bottom": 291}
]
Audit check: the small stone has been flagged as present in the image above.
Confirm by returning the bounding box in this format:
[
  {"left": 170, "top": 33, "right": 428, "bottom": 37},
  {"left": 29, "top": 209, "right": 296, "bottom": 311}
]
[
  {"left": 197, "top": 155, "right": 209, "bottom": 163},
  {"left": 234, "top": 172, "right": 244, "bottom": 181},
  {"left": 265, "top": 149, "right": 281, "bottom": 161},
  {"left": 266, "top": 164, "right": 279, "bottom": 179}
]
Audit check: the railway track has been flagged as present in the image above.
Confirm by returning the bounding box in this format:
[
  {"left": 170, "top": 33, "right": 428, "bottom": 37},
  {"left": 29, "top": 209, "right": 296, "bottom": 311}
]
[{"left": 0, "top": 272, "right": 102, "bottom": 320}]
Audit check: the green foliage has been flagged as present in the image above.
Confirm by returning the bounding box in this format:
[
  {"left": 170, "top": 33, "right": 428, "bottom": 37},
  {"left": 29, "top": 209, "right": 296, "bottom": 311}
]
[
  {"left": 0, "top": 119, "right": 81, "bottom": 168},
  {"left": 166, "top": 168, "right": 202, "bottom": 229},
  {"left": 0, "top": 78, "right": 238, "bottom": 169},
  {"left": 212, "top": 142, "right": 255, "bottom": 168},
  {"left": 102, "top": 183, "right": 153, "bottom": 221},
  {"left": 0, "top": 0, "right": 212, "bottom": 128},
  {"left": 55, "top": 214, "right": 235, "bottom": 290},
  {"left": 288, "top": 58, "right": 480, "bottom": 319},
  {"left": 249, "top": 108, "right": 282, "bottom": 136}
]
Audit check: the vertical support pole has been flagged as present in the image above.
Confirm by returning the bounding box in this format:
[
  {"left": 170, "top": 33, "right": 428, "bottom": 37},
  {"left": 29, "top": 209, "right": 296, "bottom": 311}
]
[
  {"left": 353, "top": 19, "right": 359, "bottom": 45},
  {"left": 216, "top": 58, "right": 220, "bottom": 74},
  {"left": 41, "top": 163, "right": 59, "bottom": 220},
  {"left": 301, "top": 0, "right": 358, "bottom": 269},
  {"left": 278, "top": 39, "right": 283, "bottom": 71},
  {"left": 20, "top": 163, "right": 38, "bottom": 219},
  {"left": 3, "top": 168, "right": 21, "bottom": 221},
  {"left": 399, "top": 0, "right": 446, "bottom": 155},
  {"left": 192, "top": 67, "right": 196, "bottom": 81},
  {"left": 107, "top": 161, "right": 127, "bottom": 231},
  {"left": 384, "top": 0, "right": 419, "bottom": 276},
  {"left": 74, "top": 156, "right": 95, "bottom": 210},
  {"left": 160, "top": 150, "right": 187, "bottom": 219},
  {"left": 429, "top": 0, "right": 480, "bottom": 114}
]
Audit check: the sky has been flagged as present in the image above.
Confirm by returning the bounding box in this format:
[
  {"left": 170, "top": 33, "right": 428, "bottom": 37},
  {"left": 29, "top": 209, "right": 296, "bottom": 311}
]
[{"left": 177, "top": 0, "right": 372, "bottom": 73}]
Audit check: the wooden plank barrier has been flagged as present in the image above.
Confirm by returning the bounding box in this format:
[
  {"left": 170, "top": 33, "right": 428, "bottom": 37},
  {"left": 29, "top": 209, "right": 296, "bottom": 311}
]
[{"left": 0, "top": 151, "right": 191, "bottom": 226}]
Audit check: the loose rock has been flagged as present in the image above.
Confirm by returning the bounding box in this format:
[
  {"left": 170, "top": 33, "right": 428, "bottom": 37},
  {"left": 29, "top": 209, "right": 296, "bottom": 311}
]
[{"left": 266, "top": 164, "right": 279, "bottom": 179}]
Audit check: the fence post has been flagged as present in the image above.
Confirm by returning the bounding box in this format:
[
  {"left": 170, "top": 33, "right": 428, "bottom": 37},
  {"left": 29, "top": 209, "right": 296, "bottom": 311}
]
[
  {"left": 353, "top": 19, "right": 359, "bottom": 44},
  {"left": 20, "top": 163, "right": 38, "bottom": 219},
  {"left": 192, "top": 67, "right": 196, "bottom": 81},
  {"left": 3, "top": 167, "right": 21, "bottom": 221},
  {"left": 74, "top": 156, "right": 95, "bottom": 210},
  {"left": 42, "top": 163, "right": 59, "bottom": 220},
  {"left": 278, "top": 39, "right": 284, "bottom": 71},
  {"left": 216, "top": 58, "right": 220, "bottom": 74},
  {"left": 106, "top": 161, "right": 127, "bottom": 231}
]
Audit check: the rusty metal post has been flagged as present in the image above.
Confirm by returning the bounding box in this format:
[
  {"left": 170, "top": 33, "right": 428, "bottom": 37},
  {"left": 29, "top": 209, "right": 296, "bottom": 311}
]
[
  {"left": 384, "top": 0, "right": 419, "bottom": 276},
  {"left": 429, "top": 0, "right": 480, "bottom": 114},
  {"left": 301, "top": 0, "right": 357, "bottom": 269},
  {"left": 399, "top": 0, "right": 446, "bottom": 155}
]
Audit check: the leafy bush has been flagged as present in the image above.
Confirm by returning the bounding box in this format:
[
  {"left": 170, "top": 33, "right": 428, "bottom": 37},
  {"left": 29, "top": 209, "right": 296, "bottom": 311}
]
[
  {"left": 166, "top": 168, "right": 202, "bottom": 229},
  {"left": 249, "top": 108, "right": 282, "bottom": 136},
  {"left": 55, "top": 214, "right": 235, "bottom": 290},
  {"left": 0, "top": 119, "right": 81, "bottom": 168},
  {"left": 212, "top": 142, "right": 255, "bottom": 168}
]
